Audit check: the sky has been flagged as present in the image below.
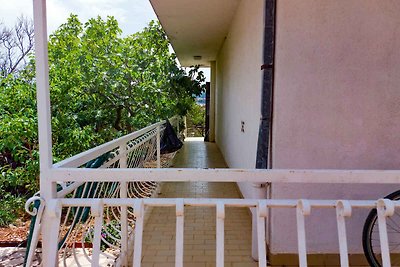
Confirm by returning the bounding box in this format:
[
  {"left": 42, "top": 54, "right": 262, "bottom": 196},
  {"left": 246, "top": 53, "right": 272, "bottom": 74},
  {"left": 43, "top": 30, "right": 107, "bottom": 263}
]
[
  {"left": 0, "top": 0, "right": 157, "bottom": 36},
  {"left": 0, "top": 0, "right": 210, "bottom": 80}
]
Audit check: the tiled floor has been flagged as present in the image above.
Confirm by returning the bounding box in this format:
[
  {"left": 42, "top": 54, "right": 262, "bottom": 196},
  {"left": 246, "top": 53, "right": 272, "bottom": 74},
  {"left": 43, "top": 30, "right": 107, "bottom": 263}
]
[{"left": 141, "top": 138, "right": 257, "bottom": 267}]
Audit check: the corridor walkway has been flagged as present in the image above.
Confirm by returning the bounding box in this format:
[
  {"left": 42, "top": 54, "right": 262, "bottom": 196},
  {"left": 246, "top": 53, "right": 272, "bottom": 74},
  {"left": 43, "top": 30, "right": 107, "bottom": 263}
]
[{"left": 141, "top": 138, "right": 257, "bottom": 267}]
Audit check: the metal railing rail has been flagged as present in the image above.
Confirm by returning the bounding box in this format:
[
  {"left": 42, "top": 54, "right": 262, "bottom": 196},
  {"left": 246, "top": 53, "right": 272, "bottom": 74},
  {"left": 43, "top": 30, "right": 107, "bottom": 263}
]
[
  {"left": 54, "top": 117, "right": 179, "bottom": 169},
  {"left": 48, "top": 167, "right": 400, "bottom": 184},
  {"left": 41, "top": 197, "right": 397, "bottom": 267}
]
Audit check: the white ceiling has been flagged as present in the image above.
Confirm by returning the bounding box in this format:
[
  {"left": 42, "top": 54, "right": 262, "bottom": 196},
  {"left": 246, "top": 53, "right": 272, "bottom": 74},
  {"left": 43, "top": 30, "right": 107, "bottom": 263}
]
[{"left": 150, "top": 0, "right": 241, "bottom": 67}]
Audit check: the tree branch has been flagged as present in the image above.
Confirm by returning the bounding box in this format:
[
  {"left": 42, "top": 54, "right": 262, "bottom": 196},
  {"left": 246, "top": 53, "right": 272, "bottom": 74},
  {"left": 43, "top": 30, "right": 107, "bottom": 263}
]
[{"left": 0, "top": 15, "right": 34, "bottom": 77}]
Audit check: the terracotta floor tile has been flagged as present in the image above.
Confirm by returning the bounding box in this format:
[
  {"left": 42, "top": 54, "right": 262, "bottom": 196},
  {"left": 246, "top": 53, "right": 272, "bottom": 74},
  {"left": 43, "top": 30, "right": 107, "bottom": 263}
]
[{"left": 140, "top": 139, "right": 257, "bottom": 266}]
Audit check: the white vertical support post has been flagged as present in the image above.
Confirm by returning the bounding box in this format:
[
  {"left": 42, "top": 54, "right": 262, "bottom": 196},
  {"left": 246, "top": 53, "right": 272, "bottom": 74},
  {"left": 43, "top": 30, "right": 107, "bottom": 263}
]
[
  {"left": 133, "top": 200, "right": 145, "bottom": 267},
  {"left": 32, "top": 0, "right": 58, "bottom": 265},
  {"left": 43, "top": 200, "right": 62, "bottom": 266},
  {"left": 257, "top": 200, "right": 267, "bottom": 267},
  {"left": 91, "top": 200, "right": 104, "bottom": 267},
  {"left": 156, "top": 125, "right": 161, "bottom": 168},
  {"left": 156, "top": 125, "right": 162, "bottom": 194},
  {"left": 33, "top": 0, "right": 52, "bottom": 176},
  {"left": 119, "top": 142, "right": 128, "bottom": 266},
  {"left": 336, "top": 200, "right": 351, "bottom": 267},
  {"left": 377, "top": 199, "right": 395, "bottom": 267},
  {"left": 216, "top": 202, "right": 225, "bottom": 267},
  {"left": 175, "top": 199, "right": 184, "bottom": 267},
  {"left": 209, "top": 61, "right": 216, "bottom": 142},
  {"left": 296, "top": 200, "right": 311, "bottom": 267}
]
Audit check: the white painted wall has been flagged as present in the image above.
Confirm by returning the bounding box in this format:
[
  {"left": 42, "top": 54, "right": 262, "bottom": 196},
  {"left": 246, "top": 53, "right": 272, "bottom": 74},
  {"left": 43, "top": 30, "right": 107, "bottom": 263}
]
[
  {"left": 271, "top": 0, "right": 400, "bottom": 254},
  {"left": 215, "top": 0, "right": 266, "bottom": 199}
]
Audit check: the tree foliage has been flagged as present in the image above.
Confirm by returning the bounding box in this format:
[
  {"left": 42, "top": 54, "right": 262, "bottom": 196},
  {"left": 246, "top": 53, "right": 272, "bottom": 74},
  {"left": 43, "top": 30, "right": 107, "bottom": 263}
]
[
  {"left": 0, "top": 66, "right": 38, "bottom": 225},
  {"left": 186, "top": 103, "right": 206, "bottom": 137},
  {"left": 48, "top": 15, "right": 204, "bottom": 157},
  {"left": 0, "top": 15, "right": 205, "bottom": 225}
]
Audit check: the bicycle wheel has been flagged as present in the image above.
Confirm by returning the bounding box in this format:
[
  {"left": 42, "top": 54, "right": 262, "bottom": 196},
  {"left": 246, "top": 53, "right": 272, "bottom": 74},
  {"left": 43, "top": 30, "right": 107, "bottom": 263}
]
[{"left": 362, "top": 190, "right": 400, "bottom": 267}]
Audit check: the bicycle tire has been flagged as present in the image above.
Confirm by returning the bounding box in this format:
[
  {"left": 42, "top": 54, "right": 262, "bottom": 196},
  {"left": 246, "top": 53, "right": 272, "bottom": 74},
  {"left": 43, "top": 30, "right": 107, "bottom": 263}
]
[{"left": 362, "top": 190, "right": 400, "bottom": 267}]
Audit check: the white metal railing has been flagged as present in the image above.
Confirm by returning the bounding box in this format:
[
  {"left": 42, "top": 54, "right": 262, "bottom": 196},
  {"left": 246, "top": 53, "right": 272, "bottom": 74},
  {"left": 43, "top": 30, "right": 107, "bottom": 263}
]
[
  {"left": 38, "top": 197, "right": 397, "bottom": 267},
  {"left": 25, "top": 117, "right": 182, "bottom": 266},
  {"left": 25, "top": 115, "right": 400, "bottom": 267}
]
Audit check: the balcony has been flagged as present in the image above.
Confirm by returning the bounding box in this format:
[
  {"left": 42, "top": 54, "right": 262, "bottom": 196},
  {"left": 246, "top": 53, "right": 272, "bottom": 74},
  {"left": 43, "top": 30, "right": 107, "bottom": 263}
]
[
  {"left": 17, "top": 0, "right": 400, "bottom": 265},
  {"left": 23, "top": 0, "right": 400, "bottom": 265},
  {"left": 24, "top": 120, "right": 258, "bottom": 267},
  {"left": 21, "top": 117, "right": 400, "bottom": 267}
]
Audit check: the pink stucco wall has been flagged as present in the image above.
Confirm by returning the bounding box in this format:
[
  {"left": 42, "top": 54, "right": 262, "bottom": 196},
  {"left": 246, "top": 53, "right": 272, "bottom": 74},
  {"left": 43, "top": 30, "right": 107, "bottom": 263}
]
[{"left": 271, "top": 0, "right": 400, "bottom": 253}]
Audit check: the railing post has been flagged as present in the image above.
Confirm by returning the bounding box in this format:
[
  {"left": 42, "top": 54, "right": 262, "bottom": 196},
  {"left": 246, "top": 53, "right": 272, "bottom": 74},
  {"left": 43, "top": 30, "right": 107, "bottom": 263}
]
[
  {"left": 119, "top": 142, "right": 128, "bottom": 266},
  {"left": 296, "top": 200, "right": 311, "bottom": 267},
  {"left": 257, "top": 200, "right": 267, "bottom": 267},
  {"left": 43, "top": 200, "right": 62, "bottom": 266},
  {"left": 91, "top": 200, "right": 104, "bottom": 267},
  {"left": 133, "top": 200, "right": 145, "bottom": 267},
  {"left": 336, "top": 200, "right": 351, "bottom": 267},
  {"left": 377, "top": 199, "right": 395, "bottom": 267},
  {"left": 156, "top": 125, "right": 161, "bottom": 168},
  {"left": 216, "top": 202, "right": 225, "bottom": 267},
  {"left": 119, "top": 141, "right": 127, "bottom": 169},
  {"left": 175, "top": 199, "right": 185, "bottom": 267}
]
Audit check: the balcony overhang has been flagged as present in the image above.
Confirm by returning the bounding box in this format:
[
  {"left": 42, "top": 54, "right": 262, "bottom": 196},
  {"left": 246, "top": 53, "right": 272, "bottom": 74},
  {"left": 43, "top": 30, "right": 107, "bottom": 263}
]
[{"left": 149, "top": 0, "right": 241, "bottom": 67}]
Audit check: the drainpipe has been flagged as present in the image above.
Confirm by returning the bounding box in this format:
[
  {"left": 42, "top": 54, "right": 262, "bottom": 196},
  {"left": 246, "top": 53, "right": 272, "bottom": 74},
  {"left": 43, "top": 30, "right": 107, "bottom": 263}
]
[
  {"left": 256, "top": 0, "right": 275, "bottom": 171},
  {"left": 253, "top": 0, "right": 276, "bottom": 261}
]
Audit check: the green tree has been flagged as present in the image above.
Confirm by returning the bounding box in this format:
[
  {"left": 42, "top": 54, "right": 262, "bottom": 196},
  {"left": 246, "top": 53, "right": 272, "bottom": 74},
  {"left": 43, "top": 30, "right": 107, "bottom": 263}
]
[
  {"left": 0, "top": 15, "right": 205, "bottom": 225},
  {"left": 48, "top": 15, "right": 204, "bottom": 157},
  {"left": 0, "top": 66, "right": 38, "bottom": 225},
  {"left": 186, "top": 103, "right": 206, "bottom": 137}
]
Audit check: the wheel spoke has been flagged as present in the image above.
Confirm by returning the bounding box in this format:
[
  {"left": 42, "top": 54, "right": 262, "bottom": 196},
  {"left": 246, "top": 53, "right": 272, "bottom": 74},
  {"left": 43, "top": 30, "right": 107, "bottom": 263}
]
[
  {"left": 387, "top": 217, "right": 400, "bottom": 233},
  {"left": 363, "top": 192, "right": 400, "bottom": 267}
]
